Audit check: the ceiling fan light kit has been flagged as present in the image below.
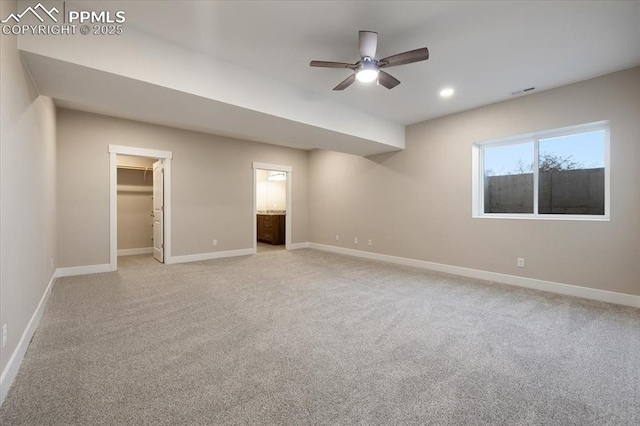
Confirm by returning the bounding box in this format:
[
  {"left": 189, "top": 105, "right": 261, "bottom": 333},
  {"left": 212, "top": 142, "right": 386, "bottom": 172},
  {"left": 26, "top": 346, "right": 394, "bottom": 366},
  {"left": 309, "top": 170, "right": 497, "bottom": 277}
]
[
  {"left": 356, "top": 58, "right": 379, "bottom": 83},
  {"left": 310, "top": 30, "right": 429, "bottom": 91}
]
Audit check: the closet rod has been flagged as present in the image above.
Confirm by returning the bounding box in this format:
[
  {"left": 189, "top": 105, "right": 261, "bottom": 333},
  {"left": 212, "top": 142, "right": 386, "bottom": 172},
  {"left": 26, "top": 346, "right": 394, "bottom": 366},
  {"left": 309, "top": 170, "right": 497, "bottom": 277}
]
[{"left": 117, "top": 165, "right": 153, "bottom": 172}]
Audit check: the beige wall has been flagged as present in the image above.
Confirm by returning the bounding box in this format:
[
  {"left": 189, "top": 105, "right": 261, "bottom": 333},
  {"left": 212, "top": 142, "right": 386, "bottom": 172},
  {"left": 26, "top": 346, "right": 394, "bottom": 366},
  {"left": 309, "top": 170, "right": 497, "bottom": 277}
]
[
  {"left": 57, "top": 109, "right": 309, "bottom": 267},
  {"left": 117, "top": 169, "right": 153, "bottom": 250},
  {"left": 0, "top": 1, "right": 57, "bottom": 376},
  {"left": 256, "top": 169, "right": 287, "bottom": 211},
  {"left": 309, "top": 67, "right": 640, "bottom": 296}
]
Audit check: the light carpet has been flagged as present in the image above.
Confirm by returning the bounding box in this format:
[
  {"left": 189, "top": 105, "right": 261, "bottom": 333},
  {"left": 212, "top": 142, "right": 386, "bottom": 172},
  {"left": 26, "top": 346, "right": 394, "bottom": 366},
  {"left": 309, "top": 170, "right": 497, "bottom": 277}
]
[{"left": 1, "top": 249, "right": 638, "bottom": 425}]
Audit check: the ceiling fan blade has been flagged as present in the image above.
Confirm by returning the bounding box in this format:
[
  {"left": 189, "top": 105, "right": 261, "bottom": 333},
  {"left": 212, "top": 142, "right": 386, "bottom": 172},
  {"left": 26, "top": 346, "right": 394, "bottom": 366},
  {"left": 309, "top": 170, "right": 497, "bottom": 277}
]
[
  {"left": 379, "top": 47, "right": 429, "bottom": 68},
  {"left": 333, "top": 74, "right": 356, "bottom": 91},
  {"left": 377, "top": 71, "right": 401, "bottom": 89},
  {"left": 359, "top": 31, "right": 378, "bottom": 59},
  {"left": 310, "top": 60, "right": 357, "bottom": 69}
]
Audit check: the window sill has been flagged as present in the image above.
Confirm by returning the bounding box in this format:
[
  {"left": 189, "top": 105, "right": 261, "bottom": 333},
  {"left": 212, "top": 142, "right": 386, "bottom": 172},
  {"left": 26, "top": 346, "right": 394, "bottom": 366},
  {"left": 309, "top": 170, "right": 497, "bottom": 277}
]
[{"left": 472, "top": 214, "right": 610, "bottom": 222}]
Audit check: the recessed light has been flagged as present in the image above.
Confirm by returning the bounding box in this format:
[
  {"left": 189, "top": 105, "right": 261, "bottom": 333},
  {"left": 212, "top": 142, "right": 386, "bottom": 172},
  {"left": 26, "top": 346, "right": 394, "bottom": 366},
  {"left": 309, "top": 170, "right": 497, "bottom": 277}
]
[{"left": 440, "top": 87, "right": 454, "bottom": 98}]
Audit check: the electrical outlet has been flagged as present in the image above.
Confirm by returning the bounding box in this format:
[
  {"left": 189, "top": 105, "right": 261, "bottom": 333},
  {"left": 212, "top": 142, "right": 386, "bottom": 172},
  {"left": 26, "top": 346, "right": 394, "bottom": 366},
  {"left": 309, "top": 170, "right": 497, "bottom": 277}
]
[
  {"left": 335, "top": 235, "right": 339, "bottom": 241},
  {"left": 354, "top": 237, "right": 358, "bottom": 244},
  {"left": 2, "top": 324, "right": 7, "bottom": 348},
  {"left": 212, "top": 239, "right": 217, "bottom": 246},
  {"left": 368, "top": 239, "right": 372, "bottom": 246},
  {"left": 517, "top": 258, "right": 525, "bottom": 268}
]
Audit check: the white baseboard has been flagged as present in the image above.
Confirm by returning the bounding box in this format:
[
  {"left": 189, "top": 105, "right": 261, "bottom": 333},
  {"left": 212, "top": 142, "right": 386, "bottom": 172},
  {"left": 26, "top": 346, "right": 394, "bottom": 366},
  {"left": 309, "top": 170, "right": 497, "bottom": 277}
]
[
  {"left": 308, "top": 243, "right": 640, "bottom": 308},
  {"left": 117, "top": 247, "right": 153, "bottom": 256},
  {"left": 289, "top": 242, "right": 309, "bottom": 250},
  {"left": 168, "top": 248, "right": 255, "bottom": 264},
  {"left": 0, "top": 272, "right": 56, "bottom": 406},
  {"left": 56, "top": 264, "right": 111, "bottom": 278}
]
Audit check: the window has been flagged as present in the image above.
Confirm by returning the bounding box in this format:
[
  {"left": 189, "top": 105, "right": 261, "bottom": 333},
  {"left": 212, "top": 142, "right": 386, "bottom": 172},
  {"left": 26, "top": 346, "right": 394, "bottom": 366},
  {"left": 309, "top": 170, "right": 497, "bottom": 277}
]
[{"left": 472, "top": 121, "right": 609, "bottom": 220}]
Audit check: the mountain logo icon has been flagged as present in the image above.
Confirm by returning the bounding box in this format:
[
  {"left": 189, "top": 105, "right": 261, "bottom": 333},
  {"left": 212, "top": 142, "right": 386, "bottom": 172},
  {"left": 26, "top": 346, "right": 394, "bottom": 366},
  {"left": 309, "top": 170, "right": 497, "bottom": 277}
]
[{"left": 1, "top": 3, "right": 59, "bottom": 24}]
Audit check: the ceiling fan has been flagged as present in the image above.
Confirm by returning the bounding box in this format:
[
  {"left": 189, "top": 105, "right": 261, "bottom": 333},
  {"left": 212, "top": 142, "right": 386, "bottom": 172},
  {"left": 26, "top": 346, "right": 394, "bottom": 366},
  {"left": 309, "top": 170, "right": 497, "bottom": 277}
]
[{"left": 310, "top": 31, "right": 429, "bottom": 91}]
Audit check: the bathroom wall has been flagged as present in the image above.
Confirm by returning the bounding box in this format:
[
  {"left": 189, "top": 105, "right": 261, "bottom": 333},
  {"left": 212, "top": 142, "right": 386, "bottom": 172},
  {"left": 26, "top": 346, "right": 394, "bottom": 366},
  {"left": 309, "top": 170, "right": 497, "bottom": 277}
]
[{"left": 256, "top": 169, "right": 286, "bottom": 212}]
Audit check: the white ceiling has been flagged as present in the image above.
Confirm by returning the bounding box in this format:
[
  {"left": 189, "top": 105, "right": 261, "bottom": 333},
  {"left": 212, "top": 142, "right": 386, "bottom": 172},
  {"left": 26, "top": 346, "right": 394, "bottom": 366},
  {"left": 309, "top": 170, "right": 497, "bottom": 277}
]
[
  {"left": 120, "top": 0, "right": 640, "bottom": 124},
  {"left": 17, "top": 0, "right": 640, "bottom": 155}
]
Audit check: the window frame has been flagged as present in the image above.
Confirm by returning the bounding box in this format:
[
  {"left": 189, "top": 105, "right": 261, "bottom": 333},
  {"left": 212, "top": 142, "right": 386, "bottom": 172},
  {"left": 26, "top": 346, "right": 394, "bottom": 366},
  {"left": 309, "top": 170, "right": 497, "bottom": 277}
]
[{"left": 472, "top": 121, "right": 610, "bottom": 221}]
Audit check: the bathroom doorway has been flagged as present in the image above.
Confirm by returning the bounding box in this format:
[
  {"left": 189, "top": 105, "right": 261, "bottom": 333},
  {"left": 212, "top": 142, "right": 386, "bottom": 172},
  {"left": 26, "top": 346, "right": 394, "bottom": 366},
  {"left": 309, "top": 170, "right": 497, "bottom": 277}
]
[{"left": 252, "top": 162, "right": 292, "bottom": 253}]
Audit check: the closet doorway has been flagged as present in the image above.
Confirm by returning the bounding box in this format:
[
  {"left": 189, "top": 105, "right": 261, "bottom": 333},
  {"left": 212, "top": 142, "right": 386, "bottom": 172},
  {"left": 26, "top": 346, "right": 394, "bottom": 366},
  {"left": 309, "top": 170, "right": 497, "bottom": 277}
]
[
  {"left": 109, "top": 145, "right": 173, "bottom": 271},
  {"left": 116, "top": 156, "right": 155, "bottom": 258}
]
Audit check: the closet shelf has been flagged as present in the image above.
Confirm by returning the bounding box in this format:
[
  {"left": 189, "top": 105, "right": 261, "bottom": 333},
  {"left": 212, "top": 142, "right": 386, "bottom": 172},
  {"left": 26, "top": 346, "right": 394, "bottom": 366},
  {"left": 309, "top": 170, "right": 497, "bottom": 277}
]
[
  {"left": 117, "top": 165, "right": 153, "bottom": 172},
  {"left": 117, "top": 185, "right": 153, "bottom": 194},
  {"left": 118, "top": 164, "right": 154, "bottom": 182}
]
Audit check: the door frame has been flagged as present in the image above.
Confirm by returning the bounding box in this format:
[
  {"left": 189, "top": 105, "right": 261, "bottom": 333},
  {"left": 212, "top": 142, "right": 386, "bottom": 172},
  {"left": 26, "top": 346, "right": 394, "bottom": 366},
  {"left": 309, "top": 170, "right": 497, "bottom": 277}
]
[
  {"left": 109, "top": 145, "right": 173, "bottom": 271},
  {"left": 252, "top": 162, "right": 292, "bottom": 252}
]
